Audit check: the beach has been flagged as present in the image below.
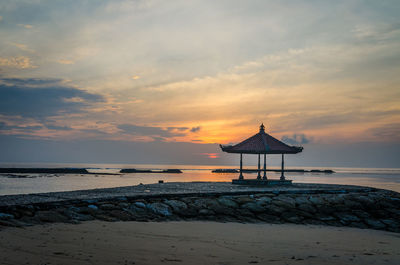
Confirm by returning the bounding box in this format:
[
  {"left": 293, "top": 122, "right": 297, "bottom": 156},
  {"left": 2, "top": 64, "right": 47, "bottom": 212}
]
[{"left": 1, "top": 221, "right": 399, "bottom": 265}]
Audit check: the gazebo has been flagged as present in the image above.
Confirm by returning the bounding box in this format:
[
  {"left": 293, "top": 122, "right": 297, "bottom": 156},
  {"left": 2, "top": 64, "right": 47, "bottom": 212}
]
[{"left": 220, "top": 124, "right": 303, "bottom": 185}]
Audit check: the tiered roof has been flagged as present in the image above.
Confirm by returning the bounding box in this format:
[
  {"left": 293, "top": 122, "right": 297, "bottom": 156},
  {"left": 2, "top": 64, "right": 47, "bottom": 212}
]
[{"left": 220, "top": 124, "right": 303, "bottom": 154}]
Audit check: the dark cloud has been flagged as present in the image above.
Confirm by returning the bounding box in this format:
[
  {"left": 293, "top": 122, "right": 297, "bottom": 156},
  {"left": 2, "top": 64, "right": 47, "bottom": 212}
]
[
  {"left": 281, "top": 133, "right": 311, "bottom": 145},
  {"left": 45, "top": 124, "right": 72, "bottom": 131},
  {"left": 118, "top": 124, "right": 187, "bottom": 139},
  {"left": 190, "top": 126, "right": 201, "bottom": 132},
  {"left": 367, "top": 123, "right": 400, "bottom": 140},
  {"left": 0, "top": 121, "right": 43, "bottom": 132},
  {"left": 167, "top": 126, "right": 189, "bottom": 131},
  {"left": 0, "top": 77, "right": 104, "bottom": 119}
]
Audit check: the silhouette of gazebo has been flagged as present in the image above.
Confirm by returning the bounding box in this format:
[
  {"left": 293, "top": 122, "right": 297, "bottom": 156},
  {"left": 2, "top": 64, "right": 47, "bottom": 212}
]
[{"left": 220, "top": 124, "right": 303, "bottom": 184}]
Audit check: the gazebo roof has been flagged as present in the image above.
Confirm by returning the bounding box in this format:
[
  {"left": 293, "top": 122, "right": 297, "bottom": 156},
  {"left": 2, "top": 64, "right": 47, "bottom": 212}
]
[{"left": 220, "top": 124, "right": 303, "bottom": 154}]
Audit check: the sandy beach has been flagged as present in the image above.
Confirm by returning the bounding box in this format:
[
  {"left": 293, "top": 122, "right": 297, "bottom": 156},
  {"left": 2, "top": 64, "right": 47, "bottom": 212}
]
[{"left": 0, "top": 221, "right": 399, "bottom": 265}]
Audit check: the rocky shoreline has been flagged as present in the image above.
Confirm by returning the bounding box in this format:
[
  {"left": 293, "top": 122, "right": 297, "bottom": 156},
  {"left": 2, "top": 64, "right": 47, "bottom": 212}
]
[{"left": 0, "top": 182, "right": 399, "bottom": 232}]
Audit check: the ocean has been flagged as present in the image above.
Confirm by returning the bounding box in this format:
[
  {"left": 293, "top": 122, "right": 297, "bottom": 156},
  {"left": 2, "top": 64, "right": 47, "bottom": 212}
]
[{"left": 0, "top": 163, "right": 399, "bottom": 195}]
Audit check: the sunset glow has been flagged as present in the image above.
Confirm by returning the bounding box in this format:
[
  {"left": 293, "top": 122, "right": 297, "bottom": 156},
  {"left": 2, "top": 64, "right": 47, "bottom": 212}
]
[{"left": 0, "top": 0, "right": 399, "bottom": 166}]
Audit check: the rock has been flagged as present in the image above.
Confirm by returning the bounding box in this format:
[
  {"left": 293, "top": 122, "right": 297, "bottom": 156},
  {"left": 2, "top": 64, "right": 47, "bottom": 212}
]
[
  {"left": 147, "top": 203, "right": 171, "bottom": 216},
  {"left": 281, "top": 211, "right": 303, "bottom": 223},
  {"left": 0, "top": 219, "right": 21, "bottom": 227},
  {"left": 241, "top": 202, "right": 265, "bottom": 213},
  {"left": 265, "top": 205, "right": 285, "bottom": 215},
  {"left": 314, "top": 214, "right": 336, "bottom": 222},
  {"left": 293, "top": 209, "right": 315, "bottom": 219},
  {"left": 334, "top": 212, "right": 360, "bottom": 224},
  {"left": 87, "top": 205, "right": 98, "bottom": 211},
  {"left": 352, "top": 210, "right": 370, "bottom": 219},
  {"left": 99, "top": 203, "right": 118, "bottom": 210},
  {"left": 0, "top": 213, "right": 14, "bottom": 220},
  {"left": 164, "top": 200, "right": 187, "bottom": 212},
  {"left": 308, "top": 195, "right": 326, "bottom": 205},
  {"left": 109, "top": 210, "right": 133, "bottom": 221},
  {"left": 275, "top": 196, "right": 296, "bottom": 208},
  {"left": 328, "top": 194, "right": 345, "bottom": 205},
  {"left": 364, "top": 219, "right": 386, "bottom": 230},
  {"left": 256, "top": 197, "right": 272, "bottom": 205},
  {"left": 257, "top": 213, "right": 281, "bottom": 223},
  {"left": 119, "top": 202, "right": 129, "bottom": 208},
  {"left": 94, "top": 214, "right": 118, "bottom": 222},
  {"left": 297, "top": 204, "right": 317, "bottom": 214},
  {"left": 235, "top": 208, "right": 255, "bottom": 217},
  {"left": 198, "top": 209, "right": 215, "bottom": 216},
  {"left": 133, "top": 202, "right": 146, "bottom": 209},
  {"left": 63, "top": 208, "right": 93, "bottom": 222},
  {"left": 35, "top": 211, "right": 68, "bottom": 223},
  {"left": 343, "top": 199, "right": 362, "bottom": 209},
  {"left": 235, "top": 196, "right": 254, "bottom": 204},
  {"left": 381, "top": 219, "right": 399, "bottom": 228},
  {"left": 315, "top": 205, "right": 336, "bottom": 215},
  {"left": 350, "top": 222, "right": 368, "bottom": 229},
  {"left": 217, "top": 197, "right": 238, "bottom": 208},
  {"left": 303, "top": 219, "right": 325, "bottom": 225},
  {"left": 294, "top": 196, "right": 310, "bottom": 205}
]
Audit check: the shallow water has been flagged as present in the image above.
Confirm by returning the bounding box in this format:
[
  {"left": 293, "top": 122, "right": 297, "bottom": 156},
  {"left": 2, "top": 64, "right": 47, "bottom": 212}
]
[{"left": 0, "top": 163, "right": 399, "bottom": 195}]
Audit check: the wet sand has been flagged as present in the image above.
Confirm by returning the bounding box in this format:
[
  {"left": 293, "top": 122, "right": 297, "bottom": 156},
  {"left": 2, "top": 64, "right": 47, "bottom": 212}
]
[{"left": 0, "top": 221, "right": 399, "bottom": 265}]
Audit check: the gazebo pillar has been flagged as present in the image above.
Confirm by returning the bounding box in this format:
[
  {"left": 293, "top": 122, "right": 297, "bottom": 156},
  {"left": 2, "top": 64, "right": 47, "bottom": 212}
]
[
  {"left": 280, "top": 154, "right": 285, "bottom": 181},
  {"left": 263, "top": 153, "right": 267, "bottom": 180},
  {"left": 257, "top": 154, "right": 261, "bottom": 180},
  {"left": 239, "top": 153, "right": 244, "bottom": 180}
]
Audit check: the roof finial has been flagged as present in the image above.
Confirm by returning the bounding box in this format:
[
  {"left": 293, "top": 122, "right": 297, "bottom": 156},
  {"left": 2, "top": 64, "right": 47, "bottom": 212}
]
[{"left": 260, "top": 123, "right": 265, "bottom": 132}]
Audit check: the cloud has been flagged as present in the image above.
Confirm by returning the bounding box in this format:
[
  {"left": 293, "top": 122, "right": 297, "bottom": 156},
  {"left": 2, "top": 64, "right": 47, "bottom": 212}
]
[
  {"left": 190, "top": 126, "right": 201, "bottom": 132},
  {"left": 281, "top": 134, "right": 312, "bottom": 145},
  {"left": 57, "top": 59, "right": 75, "bottom": 65},
  {"left": 0, "top": 77, "right": 104, "bottom": 119},
  {"left": 0, "top": 122, "right": 42, "bottom": 132},
  {"left": 131, "top": 75, "right": 140, "bottom": 80},
  {"left": 0, "top": 56, "right": 36, "bottom": 68},
  {"left": 11, "top": 43, "right": 34, "bottom": 52},
  {"left": 367, "top": 123, "right": 400, "bottom": 141},
  {"left": 118, "top": 124, "right": 187, "bottom": 140},
  {"left": 17, "top": 24, "right": 33, "bottom": 29}
]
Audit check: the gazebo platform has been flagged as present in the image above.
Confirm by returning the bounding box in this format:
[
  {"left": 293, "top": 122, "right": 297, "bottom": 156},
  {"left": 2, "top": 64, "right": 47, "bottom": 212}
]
[{"left": 232, "top": 179, "right": 292, "bottom": 186}]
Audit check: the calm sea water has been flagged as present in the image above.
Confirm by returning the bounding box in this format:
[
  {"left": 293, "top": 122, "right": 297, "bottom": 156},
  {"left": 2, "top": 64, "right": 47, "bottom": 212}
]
[{"left": 0, "top": 163, "right": 399, "bottom": 195}]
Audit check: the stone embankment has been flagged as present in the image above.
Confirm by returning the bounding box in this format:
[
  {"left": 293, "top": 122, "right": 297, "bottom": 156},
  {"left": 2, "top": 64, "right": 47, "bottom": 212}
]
[{"left": 0, "top": 182, "right": 399, "bottom": 232}]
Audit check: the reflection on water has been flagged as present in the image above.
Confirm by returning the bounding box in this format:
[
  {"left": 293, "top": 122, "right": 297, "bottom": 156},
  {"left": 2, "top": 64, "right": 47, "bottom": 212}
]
[{"left": 0, "top": 163, "right": 399, "bottom": 195}]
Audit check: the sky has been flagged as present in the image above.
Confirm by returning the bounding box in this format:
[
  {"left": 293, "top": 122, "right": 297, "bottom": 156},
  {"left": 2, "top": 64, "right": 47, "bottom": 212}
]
[{"left": 0, "top": 0, "right": 399, "bottom": 167}]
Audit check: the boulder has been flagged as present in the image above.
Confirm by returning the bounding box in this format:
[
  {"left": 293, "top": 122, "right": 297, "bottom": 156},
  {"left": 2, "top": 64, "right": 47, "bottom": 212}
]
[
  {"left": 198, "top": 209, "right": 215, "bottom": 216},
  {"left": 334, "top": 212, "right": 361, "bottom": 224},
  {"left": 275, "top": 196, "right": 296, "bottom": 208},
  {"left": 257, "top": 213, "right": 281, "bottom": 223},
  {"left": 35, "top": 211, "right": 68, "bottom": 223},
  {"left": 133, "top": 202, "right": 146, "bottom": 209},
  {"left": 164, "top": 200, "right": 187, "bottom": 213},
  {"left": 294, "top": 196, "right": 310, "bottom": 205},
  {"left": 109, "top": 210, "right": 133, "bottom": 221},
  {"left": 147, "top": 203, "right": 172, "bottom": 216},
  {"left": 99, "top": 203, "right": 118, "bottom": 211},
  {"left": 241, "top": 202, "right": 265, "bottom": 213},
  {"left": 217, "top": 197, "right": 238, "bottom": 208},
  {"left": 308, "top": 195, "right": 326, "bottom": 205},
  {"left": 0, "top": 213, "right": 14, "bottom": 220},
  {"left": 265, "top": 205, "right": 285, "bottom": 216},
  {"left": 297, "top": 204, "right": 317, "bottom": 214},
  {"left": 281, "top": 211, "right": 303, "bottom": 223},
  {"left": 364, "top": 219, "right": 386, "bottom": 230},
  {"left": 256, "top": 197, "right": 272, "bottom": 205},
  {"left": 62, "top": 208, "right": 94, "bottom": 222}
]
